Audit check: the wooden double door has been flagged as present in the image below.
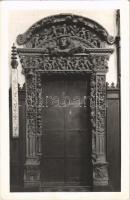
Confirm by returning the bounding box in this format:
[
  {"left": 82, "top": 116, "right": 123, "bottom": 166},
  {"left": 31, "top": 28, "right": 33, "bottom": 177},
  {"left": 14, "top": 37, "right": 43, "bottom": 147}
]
[{"left": 41, "top": 76, "right": 92, "bottom": 191}]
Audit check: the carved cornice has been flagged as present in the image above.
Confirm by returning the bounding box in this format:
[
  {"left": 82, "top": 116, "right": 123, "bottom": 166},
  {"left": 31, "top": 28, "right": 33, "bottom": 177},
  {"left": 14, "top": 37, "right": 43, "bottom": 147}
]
[
  {"left": 17, "top": 48, "right": 113, "bottom": 74},
  {"left": 16, "top": 14, "right": 115, "bottom": 49},
  {"left": 17, "top": 47, "right": 114, "bottom": 55}
]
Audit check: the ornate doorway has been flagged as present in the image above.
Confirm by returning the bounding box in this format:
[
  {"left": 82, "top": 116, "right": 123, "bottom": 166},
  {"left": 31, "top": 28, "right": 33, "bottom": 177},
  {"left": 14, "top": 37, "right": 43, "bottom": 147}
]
[{"left": 12, "top": 14, "right": 115, "bottom": 191}]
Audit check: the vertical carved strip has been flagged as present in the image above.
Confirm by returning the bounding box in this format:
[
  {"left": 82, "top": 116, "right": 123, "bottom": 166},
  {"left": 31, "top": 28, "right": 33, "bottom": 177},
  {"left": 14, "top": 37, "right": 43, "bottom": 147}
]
[
  {"left": 11, "top": 44, "right": 19, "bottom": 138},
  {"left": 96, "top": 75, "right": 106, "bottom": 162},
  {"left": 36, "top": 72, "right": 43, "bottom": 155},
  {"left": 26, "top": 71, "right": 36, "bottom": 157},
  {"left": 93, "top": 74, "right": 108, "bottom": 186},
  {"left": 24, "top": 68, "right": 40, "bottom": 188},
  {"left": 90, "top": 73, "right": 96, "bottom": 161}
]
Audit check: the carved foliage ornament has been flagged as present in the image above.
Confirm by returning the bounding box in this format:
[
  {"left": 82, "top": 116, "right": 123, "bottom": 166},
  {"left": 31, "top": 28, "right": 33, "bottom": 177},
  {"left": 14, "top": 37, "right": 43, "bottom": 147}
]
[
  {"left": 16, "top": 14, "right": 115, "bottom": 49},
  {"left": 19, "top": 54, "right": 110, "bottom": 73},
  {"left": 90, "top": 74, "right": 109, "bottom": 185}
]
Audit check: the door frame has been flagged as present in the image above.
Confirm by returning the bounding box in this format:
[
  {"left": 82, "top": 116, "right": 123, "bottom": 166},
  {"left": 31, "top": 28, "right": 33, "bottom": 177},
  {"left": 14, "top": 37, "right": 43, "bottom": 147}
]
[{"left": 11, "top": 14, "right": 115, "bottom": 191}]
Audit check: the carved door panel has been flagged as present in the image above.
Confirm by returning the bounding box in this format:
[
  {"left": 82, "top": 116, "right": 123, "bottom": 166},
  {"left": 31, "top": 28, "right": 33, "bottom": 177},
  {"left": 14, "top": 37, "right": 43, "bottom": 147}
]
[{"left": 41, "top": 77, "right": 92, "bottom": 189}]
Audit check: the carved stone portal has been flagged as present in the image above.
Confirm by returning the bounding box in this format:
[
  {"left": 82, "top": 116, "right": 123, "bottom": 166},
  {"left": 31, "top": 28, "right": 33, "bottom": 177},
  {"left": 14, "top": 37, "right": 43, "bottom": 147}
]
[{"left": 14, "top": 14, "right": 114, "bottom": 190}]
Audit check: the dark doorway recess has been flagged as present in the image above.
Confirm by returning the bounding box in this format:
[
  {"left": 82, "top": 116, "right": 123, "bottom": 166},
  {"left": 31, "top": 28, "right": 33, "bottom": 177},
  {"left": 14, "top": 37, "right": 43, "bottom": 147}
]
[{"left": 40, "top": 76, "right": 92, "bottom": 191}]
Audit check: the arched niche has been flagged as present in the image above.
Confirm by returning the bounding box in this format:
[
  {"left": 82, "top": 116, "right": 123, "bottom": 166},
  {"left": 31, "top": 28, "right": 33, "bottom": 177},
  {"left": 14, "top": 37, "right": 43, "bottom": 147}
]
[{"left": 11, "top": 14, "right": 115, "bottom": 191}]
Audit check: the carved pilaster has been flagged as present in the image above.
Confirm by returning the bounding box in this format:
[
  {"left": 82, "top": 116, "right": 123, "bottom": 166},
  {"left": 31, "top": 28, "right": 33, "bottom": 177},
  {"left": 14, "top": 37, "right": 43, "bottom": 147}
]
[
  {"left": 36, "top": 72, "right": 43, "bottom": 156},
  {"left": 96, "top": 75, "right": 106, "bottom": 162},
  {"left": 24, "top": 67, "right": 40, "bottom": 188},
  {"left": 26, "top": 70, "right": 36, "bottom": 157},
  {"left": 90, "top": 73, "right": 96, "bottom": 161},
  {"left": 90, "top": 73, "right": 108, "bottom": 187}
]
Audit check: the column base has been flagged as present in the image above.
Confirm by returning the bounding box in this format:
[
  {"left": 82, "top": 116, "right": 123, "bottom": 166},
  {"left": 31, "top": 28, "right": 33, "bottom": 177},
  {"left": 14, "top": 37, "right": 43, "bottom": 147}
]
[
  {"left": 24, "top": 158, "right": 40, "bottom": 190},
  {"left": 92, "top": 184, "right": 113, "bottom": 192},
  {"left": 93, "top": 161, "right": 109, "bottom": 190}
]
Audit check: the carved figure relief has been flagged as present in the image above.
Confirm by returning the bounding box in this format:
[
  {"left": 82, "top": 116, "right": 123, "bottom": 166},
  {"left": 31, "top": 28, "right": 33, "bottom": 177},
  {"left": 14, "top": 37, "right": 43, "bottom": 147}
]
[
  {"left": 17, "top": 14, "right": 115, "bottom": 49},
  {"left": 19, "top": 54, "right": 112, "bottom": 73}
]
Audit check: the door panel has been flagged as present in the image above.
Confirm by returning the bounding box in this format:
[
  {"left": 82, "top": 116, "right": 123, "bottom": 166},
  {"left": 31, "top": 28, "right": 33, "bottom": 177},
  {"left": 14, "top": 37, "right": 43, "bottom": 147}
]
[
  {"left": 43, "top": 131, "right": 64, "bottom": 157},
  {"left": 65, "top": 158, "right": 91, "bottom": 184},
  {"left": 65, "top": 107, "right": 88, "bottom": 130},
  {"left": 65, "top": 131, "right": 89, "bottom": 157},
  {"left": 42, "top": 159, "right": 64, "bottom": 183},
  {"left": 42, "top": 107, "right": 64, "bottom": 130},
  {"left": 41, "top": 77, "right": 92, "bottom": 188}
]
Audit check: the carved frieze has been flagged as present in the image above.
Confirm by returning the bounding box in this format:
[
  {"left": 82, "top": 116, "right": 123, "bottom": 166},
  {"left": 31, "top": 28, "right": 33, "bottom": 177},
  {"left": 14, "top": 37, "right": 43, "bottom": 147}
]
[
  {"left": 25, "top": 27, "right": 103, "bottom": 49},
  {"left": 19, "top": 54, "right": 111, "bottom": 73}
]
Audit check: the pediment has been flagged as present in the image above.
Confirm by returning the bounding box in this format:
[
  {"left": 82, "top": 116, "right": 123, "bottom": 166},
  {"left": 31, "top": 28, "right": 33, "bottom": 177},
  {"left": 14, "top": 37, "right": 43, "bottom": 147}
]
[{"left": 17, "top": 14, "right": 115, "bottom": 49}]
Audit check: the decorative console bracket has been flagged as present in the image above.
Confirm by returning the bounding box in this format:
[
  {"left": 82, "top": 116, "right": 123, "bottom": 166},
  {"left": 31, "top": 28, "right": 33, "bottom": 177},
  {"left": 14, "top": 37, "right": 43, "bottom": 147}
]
[{"left": 14, "top": 14, "right": 115, "bottom": 190}]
